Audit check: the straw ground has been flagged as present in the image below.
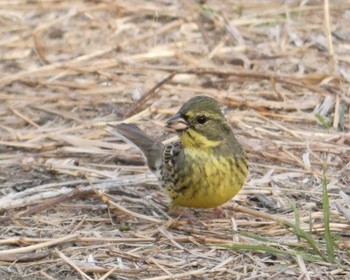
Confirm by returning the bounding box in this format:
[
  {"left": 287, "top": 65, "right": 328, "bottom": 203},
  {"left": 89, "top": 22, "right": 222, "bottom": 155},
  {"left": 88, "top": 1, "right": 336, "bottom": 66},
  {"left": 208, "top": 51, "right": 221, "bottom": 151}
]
[{"left": 0, "top": 0, "right": 349, "bottom": 279}]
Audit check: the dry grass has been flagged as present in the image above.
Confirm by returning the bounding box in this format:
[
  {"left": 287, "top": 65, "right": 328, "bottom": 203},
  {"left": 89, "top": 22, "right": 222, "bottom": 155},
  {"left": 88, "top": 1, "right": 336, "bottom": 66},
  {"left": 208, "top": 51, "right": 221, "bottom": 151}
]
[{"left": 0, "top": 0, "right": 350, "bottom": 279}]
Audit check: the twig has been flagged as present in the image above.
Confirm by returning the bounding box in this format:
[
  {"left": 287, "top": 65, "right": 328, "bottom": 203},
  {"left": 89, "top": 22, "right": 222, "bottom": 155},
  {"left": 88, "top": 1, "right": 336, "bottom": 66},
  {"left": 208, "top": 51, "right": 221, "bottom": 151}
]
[
  {"left": 0, "top": 234, "right": 78, "bottom": 255},
  {"left": 94, "top": 189, "right": 163, "bottom": 224},
  {"left": 125, "top": 73, "right": 176, "bottom": 117},
  {"left": 55, "top": 248, "right": 93, "bottom": 280}
]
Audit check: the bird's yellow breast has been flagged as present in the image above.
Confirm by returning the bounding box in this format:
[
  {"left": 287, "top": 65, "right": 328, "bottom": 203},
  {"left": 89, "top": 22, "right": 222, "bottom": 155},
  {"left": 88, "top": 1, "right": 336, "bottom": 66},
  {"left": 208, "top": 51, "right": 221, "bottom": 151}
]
[{"left": 164, "top": 148, "right": 248, "bottom": 208}]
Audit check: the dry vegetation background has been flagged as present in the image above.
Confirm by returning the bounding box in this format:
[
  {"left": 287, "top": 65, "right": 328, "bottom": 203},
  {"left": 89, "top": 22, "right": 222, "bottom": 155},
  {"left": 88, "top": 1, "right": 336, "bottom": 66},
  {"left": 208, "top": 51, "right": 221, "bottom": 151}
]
[{"left": 0, "top": 0, "right": 350, "bottom": 279}]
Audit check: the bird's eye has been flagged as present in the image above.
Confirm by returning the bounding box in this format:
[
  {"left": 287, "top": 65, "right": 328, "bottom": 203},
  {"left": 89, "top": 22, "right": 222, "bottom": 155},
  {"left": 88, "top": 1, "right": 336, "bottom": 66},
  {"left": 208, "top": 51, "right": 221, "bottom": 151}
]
[{"left": 196, "top": 115, "right": 207, "bottom": 124}]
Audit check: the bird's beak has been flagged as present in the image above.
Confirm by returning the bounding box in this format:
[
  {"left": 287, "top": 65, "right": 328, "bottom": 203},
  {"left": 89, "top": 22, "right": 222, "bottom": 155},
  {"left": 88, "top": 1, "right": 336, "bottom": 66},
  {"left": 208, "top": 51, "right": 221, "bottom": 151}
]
[{"left": 165, "top": 113, "right": 189, "bottom": 132}]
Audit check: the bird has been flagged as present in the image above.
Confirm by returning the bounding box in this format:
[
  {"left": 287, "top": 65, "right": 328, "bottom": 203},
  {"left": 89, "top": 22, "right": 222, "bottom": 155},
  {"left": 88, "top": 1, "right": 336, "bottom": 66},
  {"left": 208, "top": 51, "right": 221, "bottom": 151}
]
[{"left": 108, "top": 95, "right": 248, "bottom": 212}]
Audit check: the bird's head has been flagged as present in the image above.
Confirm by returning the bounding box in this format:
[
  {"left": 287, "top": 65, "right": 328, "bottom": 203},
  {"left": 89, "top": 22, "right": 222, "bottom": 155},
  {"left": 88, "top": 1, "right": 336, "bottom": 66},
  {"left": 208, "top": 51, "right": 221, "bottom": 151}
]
[{"left": 165, "top": 96, "right": 231, "bottom": 148}]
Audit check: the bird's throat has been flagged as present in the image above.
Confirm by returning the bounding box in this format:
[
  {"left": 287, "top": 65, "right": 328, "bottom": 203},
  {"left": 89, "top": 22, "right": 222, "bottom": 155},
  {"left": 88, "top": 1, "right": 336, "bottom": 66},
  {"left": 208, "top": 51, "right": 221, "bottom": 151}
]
[{"left": 179, "top": 129, "right": 222, "bottom": 149}]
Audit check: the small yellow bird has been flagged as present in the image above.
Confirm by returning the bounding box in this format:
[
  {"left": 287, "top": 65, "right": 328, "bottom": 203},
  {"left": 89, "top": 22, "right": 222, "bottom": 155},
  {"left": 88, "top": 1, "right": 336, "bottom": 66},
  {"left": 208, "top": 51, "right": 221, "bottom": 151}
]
[{"left": 109, "top": 96, "right": 248, "bottom": 211}]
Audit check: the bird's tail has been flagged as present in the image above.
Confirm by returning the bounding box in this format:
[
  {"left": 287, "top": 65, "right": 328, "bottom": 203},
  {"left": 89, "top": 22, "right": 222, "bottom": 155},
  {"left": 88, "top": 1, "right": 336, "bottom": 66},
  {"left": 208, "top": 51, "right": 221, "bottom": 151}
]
[{"left": 107, "top": 123, "right": 164, "bottom": 171}]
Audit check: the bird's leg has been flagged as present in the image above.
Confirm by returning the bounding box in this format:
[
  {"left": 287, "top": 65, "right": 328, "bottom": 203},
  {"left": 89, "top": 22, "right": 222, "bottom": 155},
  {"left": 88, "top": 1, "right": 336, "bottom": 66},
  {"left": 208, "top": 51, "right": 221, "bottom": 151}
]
[
  {"left": 194, "top": 207, "right": 228, "bottom": 219},
  {"left": 168, "top": 204, "right": 188, "bottom": 219},
  {"left": 214, "top": 206, "right": 227, "bottom": 218},
  {"left": 168, "top": 204, "right": 202, "bottom": 223}
]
